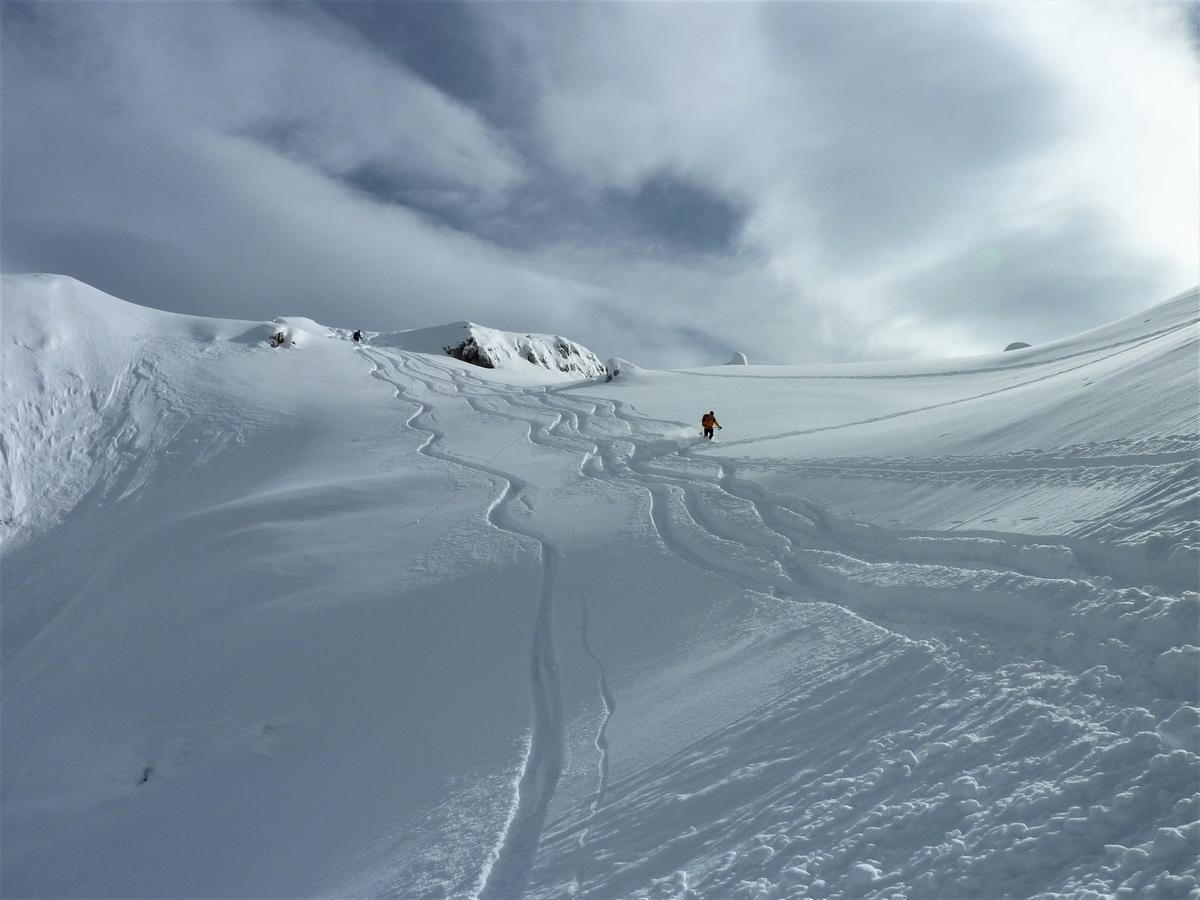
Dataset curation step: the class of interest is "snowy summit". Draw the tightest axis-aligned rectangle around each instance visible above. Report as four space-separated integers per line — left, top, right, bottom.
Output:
2 273 1198 899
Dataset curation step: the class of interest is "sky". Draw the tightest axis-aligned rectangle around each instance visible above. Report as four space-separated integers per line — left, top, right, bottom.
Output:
2 1 1197 366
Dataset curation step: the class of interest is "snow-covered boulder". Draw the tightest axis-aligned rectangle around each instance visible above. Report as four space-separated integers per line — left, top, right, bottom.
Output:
261 316 334 348
604 357 645 381
727 351 749 365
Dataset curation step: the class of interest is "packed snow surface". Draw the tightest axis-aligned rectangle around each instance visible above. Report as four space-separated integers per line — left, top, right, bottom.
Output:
2 274 1198 899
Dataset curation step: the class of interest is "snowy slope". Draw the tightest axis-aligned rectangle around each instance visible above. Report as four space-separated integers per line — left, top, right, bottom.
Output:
2 274 1197 899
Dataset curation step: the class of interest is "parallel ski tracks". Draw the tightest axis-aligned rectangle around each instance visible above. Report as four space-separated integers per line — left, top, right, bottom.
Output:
498 377 1187 694
478 543 565 900
359 346 1190 897
359 349 565 900
571 592 615 896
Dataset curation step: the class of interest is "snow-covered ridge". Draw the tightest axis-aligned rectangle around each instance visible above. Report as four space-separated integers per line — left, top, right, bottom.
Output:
371 321 606 379
0 275 600 548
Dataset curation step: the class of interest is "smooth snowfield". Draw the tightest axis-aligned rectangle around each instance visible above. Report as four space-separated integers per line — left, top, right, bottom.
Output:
2 274 1197 899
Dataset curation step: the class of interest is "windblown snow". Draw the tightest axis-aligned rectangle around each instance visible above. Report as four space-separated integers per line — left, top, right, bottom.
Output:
2 273 1198 899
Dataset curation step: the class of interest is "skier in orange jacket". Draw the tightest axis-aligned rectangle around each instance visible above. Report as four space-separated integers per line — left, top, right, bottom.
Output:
701 410 722 440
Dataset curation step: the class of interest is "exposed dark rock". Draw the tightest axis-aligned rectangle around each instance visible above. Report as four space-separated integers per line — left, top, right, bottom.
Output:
444 337 495 368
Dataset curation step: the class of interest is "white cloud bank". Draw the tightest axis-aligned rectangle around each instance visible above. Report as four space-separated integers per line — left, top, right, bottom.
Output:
483 1 1198 356
2 1 1195 365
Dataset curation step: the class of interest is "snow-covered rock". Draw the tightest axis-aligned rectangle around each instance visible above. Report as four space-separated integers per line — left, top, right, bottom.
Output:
373 321 605 379
604 356 644 381
727 351 749 365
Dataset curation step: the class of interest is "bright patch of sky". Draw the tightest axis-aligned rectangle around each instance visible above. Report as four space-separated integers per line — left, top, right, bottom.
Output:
2 1 1196 365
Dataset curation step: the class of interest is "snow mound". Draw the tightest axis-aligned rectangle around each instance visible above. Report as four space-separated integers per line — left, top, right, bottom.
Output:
373 321 605 379
727 351 749 365
604 357 647 381
1004 341 1033 351
0 274 266 544
266 316 335 348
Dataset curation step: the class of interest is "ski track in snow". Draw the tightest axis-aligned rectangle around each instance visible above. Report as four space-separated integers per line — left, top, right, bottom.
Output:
526 386 1193 681
571 592 615 896
359 349 566 900
699 319 1198 449
356 325 1196 897
7 278 1195 900
395 343 1195 699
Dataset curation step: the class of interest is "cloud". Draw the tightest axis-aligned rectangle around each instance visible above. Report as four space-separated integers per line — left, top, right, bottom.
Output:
503 2 1062 254
8 2 524 207
472 1 1198 355
885 208 1168 352
0 40 601 335
2 1 1196 368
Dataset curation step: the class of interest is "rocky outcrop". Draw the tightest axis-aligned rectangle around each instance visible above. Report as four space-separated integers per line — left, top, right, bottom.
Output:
443 324 606 378
444 336 496 368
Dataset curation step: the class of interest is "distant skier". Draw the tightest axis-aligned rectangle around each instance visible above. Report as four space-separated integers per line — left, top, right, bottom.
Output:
352 329 363 344
701 410 722 440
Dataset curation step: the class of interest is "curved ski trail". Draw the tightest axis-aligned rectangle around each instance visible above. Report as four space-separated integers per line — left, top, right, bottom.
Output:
509 380 1191 701
360 341 1194 896
358 348 566 900
570 592 615 896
